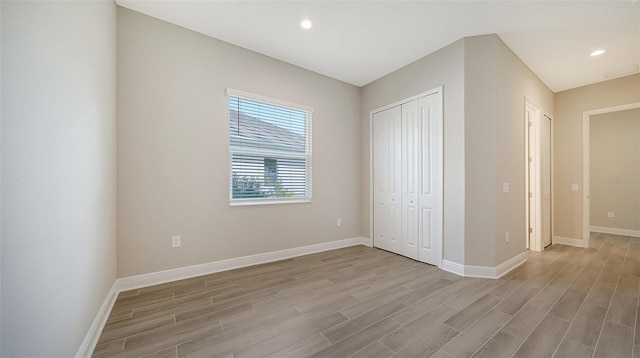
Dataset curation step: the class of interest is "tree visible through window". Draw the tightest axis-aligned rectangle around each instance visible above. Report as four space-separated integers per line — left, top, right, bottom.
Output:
264 158 277 182
228 90 312 204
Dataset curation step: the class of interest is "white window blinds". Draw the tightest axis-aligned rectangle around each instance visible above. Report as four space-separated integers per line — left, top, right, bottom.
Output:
228 89 312 205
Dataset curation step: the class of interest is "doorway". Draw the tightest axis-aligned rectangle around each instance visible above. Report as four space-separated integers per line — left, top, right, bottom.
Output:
582 102 640 247
525 100 552 251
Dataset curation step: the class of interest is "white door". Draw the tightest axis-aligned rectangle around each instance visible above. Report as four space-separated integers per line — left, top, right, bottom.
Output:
373 106 402 255
527 109 537 250
401 100 420 260
417 94 443 266
542 115 552 247
372 88 443 267
526 101 551 252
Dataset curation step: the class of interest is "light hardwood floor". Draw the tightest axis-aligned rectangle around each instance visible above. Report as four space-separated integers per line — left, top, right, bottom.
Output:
94 233 640 358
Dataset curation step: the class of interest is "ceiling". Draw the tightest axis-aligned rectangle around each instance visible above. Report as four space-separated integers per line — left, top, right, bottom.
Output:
117 0 640 92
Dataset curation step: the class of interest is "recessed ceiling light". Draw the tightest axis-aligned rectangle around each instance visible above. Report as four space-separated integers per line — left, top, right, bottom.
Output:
300 18 313 30
590 49 606 57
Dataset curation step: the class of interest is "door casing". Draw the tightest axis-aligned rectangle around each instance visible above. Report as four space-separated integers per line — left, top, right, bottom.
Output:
525 98 552 252
582 102 640 248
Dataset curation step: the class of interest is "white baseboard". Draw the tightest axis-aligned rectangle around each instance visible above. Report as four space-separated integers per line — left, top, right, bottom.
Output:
495 252 527 278
553 236 586 248
464 264 497 279
76 236 370 357
116 236 371 292
590 226 640 238
441 259 465 276
74 283 119 358
441 252 526 279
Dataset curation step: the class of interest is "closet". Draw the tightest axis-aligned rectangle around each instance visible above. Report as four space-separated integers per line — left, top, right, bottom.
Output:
372 88 443 266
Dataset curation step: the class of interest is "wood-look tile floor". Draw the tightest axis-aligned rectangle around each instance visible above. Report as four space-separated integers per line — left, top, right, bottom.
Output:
94 233 640 358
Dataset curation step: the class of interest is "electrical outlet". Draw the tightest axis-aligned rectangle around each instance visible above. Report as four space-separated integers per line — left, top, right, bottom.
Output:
608 212 614 218
171 235 181 248
506 232 510 243
336 218 342 227
503 183 510 193
571 184 579 192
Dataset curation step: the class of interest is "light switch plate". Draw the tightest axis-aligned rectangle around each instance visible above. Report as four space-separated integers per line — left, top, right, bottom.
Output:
571 184 579 192
171 235 181 248
503 183 509 193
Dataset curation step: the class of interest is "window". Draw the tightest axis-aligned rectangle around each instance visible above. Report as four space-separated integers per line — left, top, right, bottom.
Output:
227 89 313 205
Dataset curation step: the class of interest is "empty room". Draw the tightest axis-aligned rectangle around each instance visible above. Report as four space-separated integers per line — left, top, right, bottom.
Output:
2 1 640 357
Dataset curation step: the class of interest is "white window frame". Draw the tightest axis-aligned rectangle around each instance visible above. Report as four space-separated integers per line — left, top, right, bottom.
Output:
227 88 313 206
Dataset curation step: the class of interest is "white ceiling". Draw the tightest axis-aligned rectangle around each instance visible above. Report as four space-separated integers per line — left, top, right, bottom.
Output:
117 0 640 92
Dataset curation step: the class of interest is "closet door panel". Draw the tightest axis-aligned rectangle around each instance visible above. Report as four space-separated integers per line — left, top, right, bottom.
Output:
373 113 387 251
402 100 419 260
418 94 443 265
421 208 432 249
373 106 402 255
387 109 402 254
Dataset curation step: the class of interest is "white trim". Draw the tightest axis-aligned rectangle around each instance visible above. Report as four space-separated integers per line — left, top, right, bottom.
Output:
590 226 640 238
553 236 586 248
495 252 528 278
225 88 314 113
463 264 497 278
76 236 371 356
74 284 119 358
583 111 590 248
583 102 640 249
370 87 442 116
229 198 311 207
361 236 373 248
525 98 544 252
548 112 555 252
584 102 640 117
369 102 374 252
441 252 526 279
441 259 465 276
116 237 371 292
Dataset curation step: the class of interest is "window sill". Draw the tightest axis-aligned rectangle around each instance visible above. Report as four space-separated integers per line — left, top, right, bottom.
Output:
229 198 312 207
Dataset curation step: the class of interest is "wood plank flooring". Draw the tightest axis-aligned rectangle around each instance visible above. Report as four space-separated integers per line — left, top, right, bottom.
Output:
94 233 640 358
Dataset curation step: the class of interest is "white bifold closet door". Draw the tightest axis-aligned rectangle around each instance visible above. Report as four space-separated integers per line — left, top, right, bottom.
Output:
373 90 443 267
373 105 402 254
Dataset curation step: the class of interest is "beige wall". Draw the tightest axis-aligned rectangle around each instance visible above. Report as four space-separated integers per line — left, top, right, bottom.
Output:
360 39 466 264
554 74 640 241
464 35 554 266
360 34 553 268
463 36 497 267
590 109 640 231
1 1 117 356
117 8 361 277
